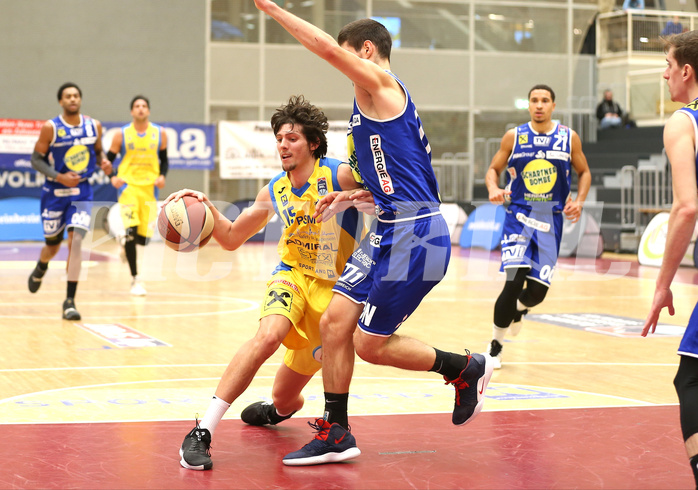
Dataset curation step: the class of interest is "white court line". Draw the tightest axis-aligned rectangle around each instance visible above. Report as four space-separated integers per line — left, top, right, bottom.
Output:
0 360 679 373
0 377 666 425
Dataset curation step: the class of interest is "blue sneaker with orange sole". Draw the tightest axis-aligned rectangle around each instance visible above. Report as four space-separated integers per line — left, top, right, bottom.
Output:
283 418 361 466
444 351 494 426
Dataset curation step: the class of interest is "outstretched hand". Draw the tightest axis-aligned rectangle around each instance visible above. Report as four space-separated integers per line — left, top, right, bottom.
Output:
642 287 674 336
313 189 375 222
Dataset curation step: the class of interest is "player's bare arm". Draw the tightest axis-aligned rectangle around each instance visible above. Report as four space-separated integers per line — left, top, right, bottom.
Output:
253 0 402 120
32 121 79 188
643 113 698 336
108 131 125 188
485 129 515 204
94 120 112 176
563 131 591 224
165 187 273 252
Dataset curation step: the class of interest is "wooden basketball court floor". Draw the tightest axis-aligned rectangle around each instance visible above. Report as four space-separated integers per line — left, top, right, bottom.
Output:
1 231 697 489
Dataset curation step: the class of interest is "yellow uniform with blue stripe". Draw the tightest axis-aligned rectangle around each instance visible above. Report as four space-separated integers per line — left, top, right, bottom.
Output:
262 157 362 375
115 122 163 237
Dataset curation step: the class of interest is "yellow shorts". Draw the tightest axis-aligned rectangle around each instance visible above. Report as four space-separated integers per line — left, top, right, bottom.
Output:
260 267 334 376
118 184 157 238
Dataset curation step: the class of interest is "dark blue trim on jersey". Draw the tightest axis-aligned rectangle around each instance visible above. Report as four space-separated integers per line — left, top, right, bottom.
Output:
272 262 293 275
268 172 284 221
291 181 310 197
318 157 342 191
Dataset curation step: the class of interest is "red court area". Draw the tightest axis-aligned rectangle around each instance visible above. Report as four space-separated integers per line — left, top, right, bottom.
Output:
4 406 693 489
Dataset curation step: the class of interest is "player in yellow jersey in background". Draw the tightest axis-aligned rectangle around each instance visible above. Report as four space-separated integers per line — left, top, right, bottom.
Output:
107 95 168 295
167 95 374 471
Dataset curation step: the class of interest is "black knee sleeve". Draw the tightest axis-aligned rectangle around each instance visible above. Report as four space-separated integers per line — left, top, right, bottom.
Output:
520 280 549 308
45 234 63 246
135 234 148 246
494 268 528 328
674 355 698 442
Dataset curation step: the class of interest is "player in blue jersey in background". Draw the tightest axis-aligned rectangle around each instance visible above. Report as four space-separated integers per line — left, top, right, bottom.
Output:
643 31 698 489
28 82 111 320
254 0 494 466
485 84 591 369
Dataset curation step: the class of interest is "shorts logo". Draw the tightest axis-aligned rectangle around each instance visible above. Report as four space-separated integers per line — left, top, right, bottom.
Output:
359 302 377 326
502 244 527 261
43 219 60 234
265 288 293 312
368 232 382 248
370 135 394 195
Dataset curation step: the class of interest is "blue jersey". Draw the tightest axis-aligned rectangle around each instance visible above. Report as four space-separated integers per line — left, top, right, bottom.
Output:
506 122 572 214
346 72 440 218
48 115 99 179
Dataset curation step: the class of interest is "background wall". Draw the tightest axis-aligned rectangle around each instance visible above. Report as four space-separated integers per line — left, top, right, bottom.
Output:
0 0 208 195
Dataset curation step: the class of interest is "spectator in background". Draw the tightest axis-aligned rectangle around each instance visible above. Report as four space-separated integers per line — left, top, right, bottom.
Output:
596 89 624 130
622 0 645 9
661 16 684 36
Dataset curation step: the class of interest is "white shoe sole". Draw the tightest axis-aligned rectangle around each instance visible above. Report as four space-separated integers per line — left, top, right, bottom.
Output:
178 448 212 470
282 447 361 466
458 354 494 427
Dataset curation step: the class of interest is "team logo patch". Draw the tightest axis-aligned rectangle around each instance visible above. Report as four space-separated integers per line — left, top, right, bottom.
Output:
521 159 557 194
518 134 528 145
317 177 328 197
352 114 361 127
265 287 293 312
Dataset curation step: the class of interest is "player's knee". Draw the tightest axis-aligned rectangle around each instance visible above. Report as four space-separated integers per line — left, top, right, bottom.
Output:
674 357 698 440
523 281 548 307
252 328 284 356
319 310 353 345
353 330 385 364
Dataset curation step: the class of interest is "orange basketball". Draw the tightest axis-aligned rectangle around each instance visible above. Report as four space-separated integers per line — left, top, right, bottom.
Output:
157 195 214 252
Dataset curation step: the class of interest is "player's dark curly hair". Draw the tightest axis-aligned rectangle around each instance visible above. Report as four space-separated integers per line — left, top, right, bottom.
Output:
57 82 82 101
338 19 392 62
271 95 329 159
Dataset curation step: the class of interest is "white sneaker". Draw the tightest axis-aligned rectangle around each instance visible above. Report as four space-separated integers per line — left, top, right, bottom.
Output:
487 340 503 370
510 309 528 337
130 278 147 296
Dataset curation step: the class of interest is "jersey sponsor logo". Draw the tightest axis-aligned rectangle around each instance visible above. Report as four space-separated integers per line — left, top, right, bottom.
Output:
54 188 81 197
512 152 534 159
265 287 293 312
317 177 328 196
64 144 90 173
515 212 551 232
546 150 570 161
518 134 528 145
352 114 361 127
533 136 551 146
369 134 394 195
368 232 382 248
502 244 527 261
521 159 557 194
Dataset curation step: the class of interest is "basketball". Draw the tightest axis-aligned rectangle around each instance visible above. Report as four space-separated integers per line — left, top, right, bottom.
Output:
157 195 215 252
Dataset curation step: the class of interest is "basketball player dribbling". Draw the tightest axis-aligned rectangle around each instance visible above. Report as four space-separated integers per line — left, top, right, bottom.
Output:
254 0 494 466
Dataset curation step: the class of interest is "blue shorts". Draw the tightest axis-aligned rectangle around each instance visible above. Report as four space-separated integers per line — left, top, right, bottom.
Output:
332 211 451 336
40 181 93 239
499 206 563 286
679 302 698 358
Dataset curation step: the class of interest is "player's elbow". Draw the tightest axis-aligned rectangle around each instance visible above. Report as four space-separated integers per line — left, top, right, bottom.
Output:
676 202 698 221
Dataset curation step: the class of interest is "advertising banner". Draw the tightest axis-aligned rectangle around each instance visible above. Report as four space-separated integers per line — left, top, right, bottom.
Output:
218 120 349 180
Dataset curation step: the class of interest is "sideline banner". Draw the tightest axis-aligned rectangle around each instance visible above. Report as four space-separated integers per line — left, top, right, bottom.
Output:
218 120 349 179
102 122 214 171
0 119 43 170
638 212 697 267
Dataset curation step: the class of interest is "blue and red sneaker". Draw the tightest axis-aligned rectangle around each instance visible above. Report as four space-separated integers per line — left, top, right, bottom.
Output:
283 418 361 466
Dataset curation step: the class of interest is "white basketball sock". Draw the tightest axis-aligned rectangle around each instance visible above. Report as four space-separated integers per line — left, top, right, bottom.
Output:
492 324 507 343
199 395 231 437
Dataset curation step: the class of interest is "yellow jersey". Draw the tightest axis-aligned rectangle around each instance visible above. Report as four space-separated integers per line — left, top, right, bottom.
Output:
116 122 162 186
269 157 362 281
